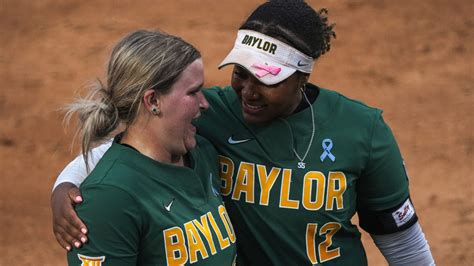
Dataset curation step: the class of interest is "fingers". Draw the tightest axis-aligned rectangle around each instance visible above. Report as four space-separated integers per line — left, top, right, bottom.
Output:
63 197 88 235
51 182 88 250
54 223 85 250
52 213 88 249
63 183 88 234
54 231 72 251
65 208 88 241
68 186 83 204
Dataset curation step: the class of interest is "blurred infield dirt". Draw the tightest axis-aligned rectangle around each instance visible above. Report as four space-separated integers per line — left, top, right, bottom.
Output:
1 0 473 265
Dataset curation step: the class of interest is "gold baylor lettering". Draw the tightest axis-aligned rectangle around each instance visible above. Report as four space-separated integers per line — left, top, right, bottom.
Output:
222 159 348 211
163 227 188 266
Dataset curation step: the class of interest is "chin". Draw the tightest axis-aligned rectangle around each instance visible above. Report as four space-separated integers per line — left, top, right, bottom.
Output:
184 138 197 152
243 113 269 124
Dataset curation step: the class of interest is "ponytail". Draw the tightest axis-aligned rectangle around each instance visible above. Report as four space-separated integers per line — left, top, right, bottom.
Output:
64 29 201 172
64 79 119 171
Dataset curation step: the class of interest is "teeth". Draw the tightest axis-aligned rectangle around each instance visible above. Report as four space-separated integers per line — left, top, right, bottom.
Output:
192 113 201 120
245 102 264 110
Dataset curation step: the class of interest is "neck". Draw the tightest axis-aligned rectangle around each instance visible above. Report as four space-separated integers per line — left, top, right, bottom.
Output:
121 125 185 167
284 89 304 117
292 85 319 114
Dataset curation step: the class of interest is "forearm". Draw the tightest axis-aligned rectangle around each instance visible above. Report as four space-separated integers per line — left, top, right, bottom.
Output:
53 140 112 190
371 222 435 266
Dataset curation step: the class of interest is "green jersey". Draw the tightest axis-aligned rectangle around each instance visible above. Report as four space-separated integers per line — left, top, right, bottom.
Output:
67 136 237 266
196 85 411 265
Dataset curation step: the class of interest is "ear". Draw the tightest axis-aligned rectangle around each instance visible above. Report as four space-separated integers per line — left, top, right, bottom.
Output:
305 74 309 83
143 89 160 112
297 73 310 88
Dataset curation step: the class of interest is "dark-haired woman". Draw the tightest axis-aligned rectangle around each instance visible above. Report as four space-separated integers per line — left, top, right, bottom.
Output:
52 1 434 265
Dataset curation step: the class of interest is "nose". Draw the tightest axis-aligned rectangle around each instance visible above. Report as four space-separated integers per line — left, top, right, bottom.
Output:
198 91 209 111
241 80 260 100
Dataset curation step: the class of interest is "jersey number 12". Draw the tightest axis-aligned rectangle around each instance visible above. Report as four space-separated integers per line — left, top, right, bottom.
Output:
306 222 341 264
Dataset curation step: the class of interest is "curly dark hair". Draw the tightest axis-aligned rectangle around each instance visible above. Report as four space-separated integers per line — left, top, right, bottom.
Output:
239 0 336 59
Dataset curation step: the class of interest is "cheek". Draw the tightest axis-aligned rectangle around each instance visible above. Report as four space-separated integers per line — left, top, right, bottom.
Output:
188 98 201 114
231 79 243 94
263 91 284 106
230 75 239 87
175 98 199 117
264 90 296 115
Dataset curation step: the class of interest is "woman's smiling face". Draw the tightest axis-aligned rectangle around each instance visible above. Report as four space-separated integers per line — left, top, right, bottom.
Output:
231 65 306 124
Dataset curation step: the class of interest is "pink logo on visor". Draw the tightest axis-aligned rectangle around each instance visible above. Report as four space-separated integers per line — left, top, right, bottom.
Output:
251 63 281 78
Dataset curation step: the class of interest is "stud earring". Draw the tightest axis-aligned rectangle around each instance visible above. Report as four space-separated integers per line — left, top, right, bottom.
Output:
151 106 160 115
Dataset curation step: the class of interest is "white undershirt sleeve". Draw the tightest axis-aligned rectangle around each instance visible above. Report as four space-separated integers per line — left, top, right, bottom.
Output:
371 222 435 266
52 140 113 191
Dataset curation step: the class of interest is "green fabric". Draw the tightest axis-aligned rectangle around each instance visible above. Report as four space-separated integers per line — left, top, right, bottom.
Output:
195 85 410 265
67 136 237 265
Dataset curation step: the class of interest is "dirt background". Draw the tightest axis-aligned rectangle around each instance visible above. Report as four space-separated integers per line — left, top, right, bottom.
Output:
1 0 472 265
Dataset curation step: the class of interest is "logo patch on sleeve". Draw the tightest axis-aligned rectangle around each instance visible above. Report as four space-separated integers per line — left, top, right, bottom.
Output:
78 254 105 266
392 199 415 227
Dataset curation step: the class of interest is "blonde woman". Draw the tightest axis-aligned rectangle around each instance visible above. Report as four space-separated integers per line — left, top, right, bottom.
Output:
61 30 236 265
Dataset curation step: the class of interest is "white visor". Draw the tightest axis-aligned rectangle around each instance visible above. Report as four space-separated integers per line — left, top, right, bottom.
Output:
219 30 314 85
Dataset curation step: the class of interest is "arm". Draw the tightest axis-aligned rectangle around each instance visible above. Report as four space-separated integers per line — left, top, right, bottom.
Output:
371 222 435 266
357 113 434 264
51 140 112 251
53 140 112 190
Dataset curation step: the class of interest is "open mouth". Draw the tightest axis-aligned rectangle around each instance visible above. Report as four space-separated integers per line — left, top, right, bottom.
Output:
191 111 203 123
189 113 201 132
242 101 266 114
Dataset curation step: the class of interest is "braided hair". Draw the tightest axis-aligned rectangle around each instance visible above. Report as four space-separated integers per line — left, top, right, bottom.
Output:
240 0 336 59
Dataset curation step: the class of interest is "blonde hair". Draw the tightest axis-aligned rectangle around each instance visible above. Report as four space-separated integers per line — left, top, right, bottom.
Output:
65 30 201 170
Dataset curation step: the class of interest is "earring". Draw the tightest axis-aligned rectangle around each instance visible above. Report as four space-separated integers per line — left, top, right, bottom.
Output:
151 106 160 115
300 84 307 93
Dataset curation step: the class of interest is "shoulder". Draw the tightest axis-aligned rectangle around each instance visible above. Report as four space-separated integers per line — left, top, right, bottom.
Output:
202 86 238 110
79 183 138 208
81 143 150 192
196 135 216 150
71 184 142 265
203 85 234 98
317 86 383 128
76 182 142 229
194 135 219 162
197 86 243 134
321 87 381 114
